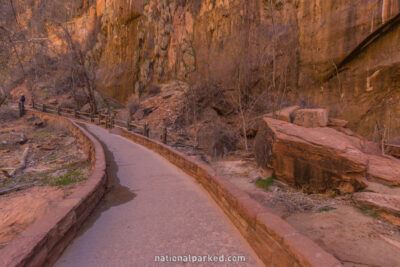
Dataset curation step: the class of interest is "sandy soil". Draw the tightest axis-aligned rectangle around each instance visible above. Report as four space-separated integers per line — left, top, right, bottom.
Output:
0 186 76 248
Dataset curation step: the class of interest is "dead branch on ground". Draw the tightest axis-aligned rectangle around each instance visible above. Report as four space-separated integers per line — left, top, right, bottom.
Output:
9 145 29 177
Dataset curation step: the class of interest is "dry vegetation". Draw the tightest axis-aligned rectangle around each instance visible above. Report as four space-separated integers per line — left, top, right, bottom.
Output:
0 106 90 248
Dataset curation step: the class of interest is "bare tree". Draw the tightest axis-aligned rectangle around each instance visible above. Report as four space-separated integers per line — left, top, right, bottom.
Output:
270 0 277 90
0 26 35 105
58 24 97 113
0 83 6 107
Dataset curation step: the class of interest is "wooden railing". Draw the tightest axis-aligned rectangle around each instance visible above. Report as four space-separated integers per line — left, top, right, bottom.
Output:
26 102 171 144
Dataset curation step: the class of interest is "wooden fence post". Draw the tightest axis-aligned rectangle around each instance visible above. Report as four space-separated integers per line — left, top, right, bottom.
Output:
110 115 115 128
162 127 167 144
144 123 149 137
90 112 95 122
18 102 23 117
74 109 79 118
127 118 132 131
57 106 61 115
42 104 46 112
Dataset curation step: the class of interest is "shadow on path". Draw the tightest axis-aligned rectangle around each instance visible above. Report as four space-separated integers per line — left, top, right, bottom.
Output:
75 124 136 238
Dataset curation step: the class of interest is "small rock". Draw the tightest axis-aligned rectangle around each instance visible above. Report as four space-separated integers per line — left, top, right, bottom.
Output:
40 145 56 151
34 121 44 128
293 108 328 128
80 103 91 113
48 98 58 105
1 150 10 153
17 133 27 144
328 118 349 128
277 105 300 122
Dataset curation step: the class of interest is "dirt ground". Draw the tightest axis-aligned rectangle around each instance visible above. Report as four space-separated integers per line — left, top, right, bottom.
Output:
0 106 90 248
212 154 400 267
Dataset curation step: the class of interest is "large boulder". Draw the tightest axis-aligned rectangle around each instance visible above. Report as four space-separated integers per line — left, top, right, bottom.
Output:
254 118 369 193
293 108 328 128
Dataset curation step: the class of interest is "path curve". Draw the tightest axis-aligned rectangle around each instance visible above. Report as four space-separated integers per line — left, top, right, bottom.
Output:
56 124 263 266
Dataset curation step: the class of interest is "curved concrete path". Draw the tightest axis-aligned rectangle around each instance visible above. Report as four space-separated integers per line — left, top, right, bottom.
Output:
56 124 263 266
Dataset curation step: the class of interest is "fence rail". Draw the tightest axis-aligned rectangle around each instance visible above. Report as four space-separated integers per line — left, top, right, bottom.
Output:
25 102 170 144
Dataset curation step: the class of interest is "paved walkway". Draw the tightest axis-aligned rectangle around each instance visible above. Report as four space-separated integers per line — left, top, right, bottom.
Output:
56 124 262 266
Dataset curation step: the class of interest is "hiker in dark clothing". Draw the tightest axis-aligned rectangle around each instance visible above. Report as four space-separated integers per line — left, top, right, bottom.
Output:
19 95 26 117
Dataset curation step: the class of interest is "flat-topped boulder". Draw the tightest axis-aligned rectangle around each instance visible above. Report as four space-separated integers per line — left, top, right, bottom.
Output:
293 108 328 128
254 118 369 193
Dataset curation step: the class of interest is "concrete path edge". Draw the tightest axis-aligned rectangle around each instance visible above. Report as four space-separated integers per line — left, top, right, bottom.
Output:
0 110 107 267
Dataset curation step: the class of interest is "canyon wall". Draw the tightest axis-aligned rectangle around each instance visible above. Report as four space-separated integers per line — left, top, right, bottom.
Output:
91 0 400 140
2 0 400 140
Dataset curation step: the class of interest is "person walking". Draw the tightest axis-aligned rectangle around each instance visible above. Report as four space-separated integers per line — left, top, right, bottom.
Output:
19 95 25 117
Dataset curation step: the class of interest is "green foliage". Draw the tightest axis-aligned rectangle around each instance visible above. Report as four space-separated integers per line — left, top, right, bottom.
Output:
318 206 337 213
255 176 275 191
360 207 379 218
47 155 57 162
47 170 86 186
41 88 50 95
36 131 51 138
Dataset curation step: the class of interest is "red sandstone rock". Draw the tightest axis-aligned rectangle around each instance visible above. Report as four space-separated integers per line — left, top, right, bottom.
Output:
276 106 300 122
354 192 400 216
293 108 328 128
367 155 400 186
328 118 349 128
353 192 400 226
254 118 368 193
385 144 400 158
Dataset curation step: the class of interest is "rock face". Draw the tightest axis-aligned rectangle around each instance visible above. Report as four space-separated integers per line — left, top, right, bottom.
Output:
254 117 369 193
90 0 400 139
2 0 400 139
293 109 329 128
